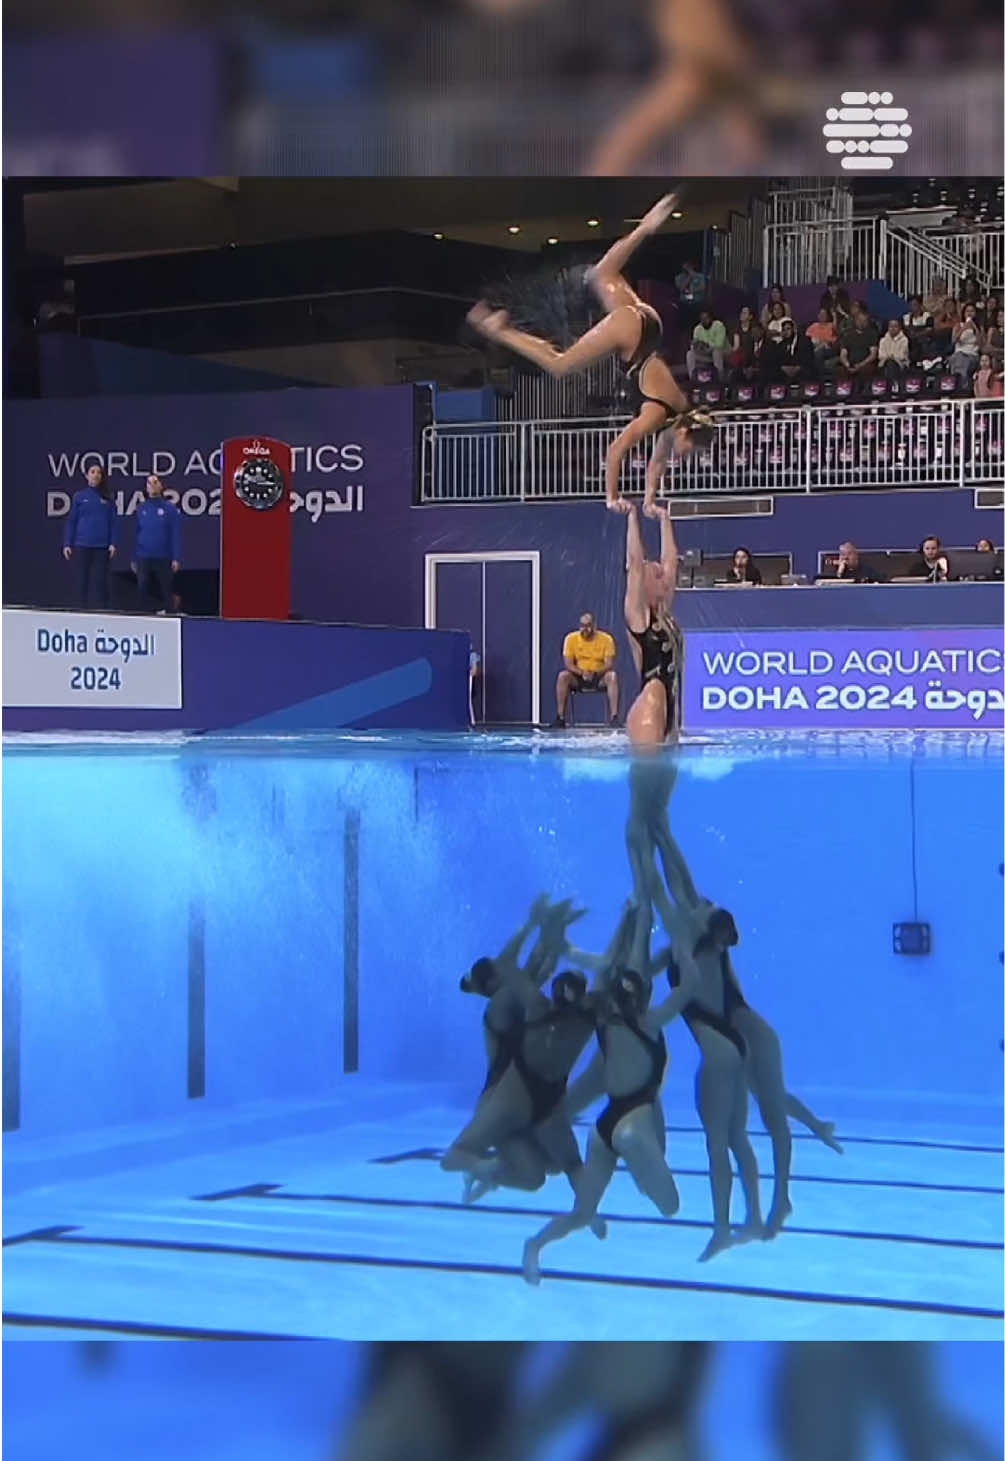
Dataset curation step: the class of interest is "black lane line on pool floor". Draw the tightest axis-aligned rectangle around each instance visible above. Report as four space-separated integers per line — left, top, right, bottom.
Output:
1 1312 296 1340
3 1228 1002 1322
568 1124 1005 1156
189 1184 1004 1253
365 1149 1004 1196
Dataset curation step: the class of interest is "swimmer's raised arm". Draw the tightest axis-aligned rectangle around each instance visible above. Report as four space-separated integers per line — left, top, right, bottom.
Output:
494 893 550 969
648 944 701 1027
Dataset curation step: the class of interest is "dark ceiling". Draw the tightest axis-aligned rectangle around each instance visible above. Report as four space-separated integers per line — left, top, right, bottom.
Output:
18 177 764 263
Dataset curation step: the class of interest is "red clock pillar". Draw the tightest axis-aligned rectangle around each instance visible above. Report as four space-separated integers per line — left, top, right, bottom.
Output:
220 437 293 620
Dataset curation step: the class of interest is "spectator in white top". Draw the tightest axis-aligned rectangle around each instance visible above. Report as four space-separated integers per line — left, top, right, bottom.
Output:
949 303 984 384
877 319 911 379
764 300 790 341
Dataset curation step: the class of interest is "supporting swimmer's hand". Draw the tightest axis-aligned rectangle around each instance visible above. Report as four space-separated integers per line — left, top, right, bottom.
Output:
644 501 668 521
606 495 632 514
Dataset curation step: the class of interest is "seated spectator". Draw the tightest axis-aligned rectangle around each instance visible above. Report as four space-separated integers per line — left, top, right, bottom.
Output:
838 304 879 387
902 296 935 362
806 306 839 369
725 547 762 585
732 321 766 386
949 303 984 384
908 535 950 582
686 310 727 380
974 353 1004 398
959 272 983 309
827 541 881 583
674 259 707 328
554 612 618 728
820 278 853 331
931 294 960 356
764 300 790 341
729 305 757 370
976 538 996 553
877 318 911 379
760 284 791 330
922 276 950 321
772 317 815 383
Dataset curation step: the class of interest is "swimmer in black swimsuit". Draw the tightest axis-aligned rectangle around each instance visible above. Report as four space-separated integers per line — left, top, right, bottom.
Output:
457 970 606 1221
615 498 683 747
709 911 843 1239
467 195 716 508
656 899 762 1261
521 897 697 1285
442 896 585 1184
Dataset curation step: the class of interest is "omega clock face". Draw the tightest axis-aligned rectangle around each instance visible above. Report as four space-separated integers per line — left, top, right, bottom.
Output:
234 457 284 510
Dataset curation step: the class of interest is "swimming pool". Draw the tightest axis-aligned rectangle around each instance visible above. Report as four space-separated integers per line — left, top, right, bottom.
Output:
3 728 1003 1340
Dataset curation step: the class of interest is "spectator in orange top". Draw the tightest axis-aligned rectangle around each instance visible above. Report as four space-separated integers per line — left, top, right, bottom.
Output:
806 306 838 371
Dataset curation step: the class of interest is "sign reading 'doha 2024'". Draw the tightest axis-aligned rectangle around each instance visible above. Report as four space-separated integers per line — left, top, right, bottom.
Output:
2 609 182 709
683 628 1005 731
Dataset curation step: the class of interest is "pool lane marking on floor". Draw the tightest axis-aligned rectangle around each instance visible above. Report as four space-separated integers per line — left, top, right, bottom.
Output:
365 1149 1004 1196
568 1124 1005 1156
187 1183 1004 1253
1 1312 295 1340
4 1228 1002 1321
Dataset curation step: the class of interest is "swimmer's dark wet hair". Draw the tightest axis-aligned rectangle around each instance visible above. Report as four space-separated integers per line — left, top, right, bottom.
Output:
479 262 604 349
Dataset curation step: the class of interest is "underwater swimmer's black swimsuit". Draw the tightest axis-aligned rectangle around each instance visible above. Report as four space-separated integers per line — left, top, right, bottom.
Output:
594 1015 668 1150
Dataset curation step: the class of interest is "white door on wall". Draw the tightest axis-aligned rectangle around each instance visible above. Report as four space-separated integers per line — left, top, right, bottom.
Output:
424 552 540 725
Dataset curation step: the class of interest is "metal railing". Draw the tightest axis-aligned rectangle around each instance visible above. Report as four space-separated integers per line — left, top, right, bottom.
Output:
714 197 767 290
917 227 1003 293
421 399 1003 502
764 215 1003 298
763 218 880 289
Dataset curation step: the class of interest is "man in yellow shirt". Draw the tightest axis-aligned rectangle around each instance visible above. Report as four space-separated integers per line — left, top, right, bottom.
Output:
554 613 619 727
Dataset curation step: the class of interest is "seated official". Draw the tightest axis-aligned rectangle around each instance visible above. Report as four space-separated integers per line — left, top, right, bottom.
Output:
908 535 951 582
823 541 884 583
555 613 619 728
725 546 762 585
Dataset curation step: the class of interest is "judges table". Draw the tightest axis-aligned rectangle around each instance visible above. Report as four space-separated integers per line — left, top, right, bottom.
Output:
674 583 1004 732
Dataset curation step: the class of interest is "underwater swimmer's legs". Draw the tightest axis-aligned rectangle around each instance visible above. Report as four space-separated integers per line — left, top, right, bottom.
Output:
522 1127 618 1284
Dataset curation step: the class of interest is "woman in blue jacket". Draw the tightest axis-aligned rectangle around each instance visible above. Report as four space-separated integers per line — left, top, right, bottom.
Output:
131 475 182 613
62 464 119 609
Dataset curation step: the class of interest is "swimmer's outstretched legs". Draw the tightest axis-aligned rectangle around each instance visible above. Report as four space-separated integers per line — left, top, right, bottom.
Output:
522 1129 617 1284
785 1092 844 1153
726 1077 764 1243
441 1074 531 1178
693 1032 749 1261
733 1007 793 1237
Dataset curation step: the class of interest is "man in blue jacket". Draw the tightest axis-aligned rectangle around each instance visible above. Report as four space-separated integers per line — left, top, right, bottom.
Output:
131 475 182 614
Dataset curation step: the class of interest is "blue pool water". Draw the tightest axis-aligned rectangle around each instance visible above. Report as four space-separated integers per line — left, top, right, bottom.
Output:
3 729 1003 1341
1 1339 1002 1461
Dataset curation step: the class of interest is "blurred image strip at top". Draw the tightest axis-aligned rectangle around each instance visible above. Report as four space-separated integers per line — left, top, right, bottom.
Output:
3 0 1002 176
